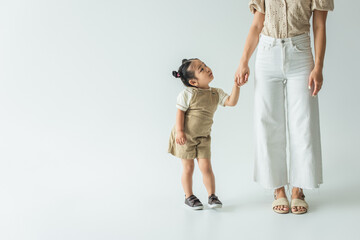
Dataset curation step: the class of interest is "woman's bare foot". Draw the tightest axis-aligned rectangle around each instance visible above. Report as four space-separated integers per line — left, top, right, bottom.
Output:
273 187 289 212
291 187 307 213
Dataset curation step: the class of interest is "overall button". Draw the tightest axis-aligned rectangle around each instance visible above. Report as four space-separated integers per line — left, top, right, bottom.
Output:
281 40 285 44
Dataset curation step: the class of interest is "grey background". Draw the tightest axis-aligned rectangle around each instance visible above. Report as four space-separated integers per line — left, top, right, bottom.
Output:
0 0 359 239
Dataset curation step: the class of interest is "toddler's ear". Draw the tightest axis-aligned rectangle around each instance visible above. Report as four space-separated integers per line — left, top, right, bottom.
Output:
189 80 197 87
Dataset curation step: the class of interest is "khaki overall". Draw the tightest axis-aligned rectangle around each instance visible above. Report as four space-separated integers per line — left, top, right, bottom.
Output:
168 87 220 159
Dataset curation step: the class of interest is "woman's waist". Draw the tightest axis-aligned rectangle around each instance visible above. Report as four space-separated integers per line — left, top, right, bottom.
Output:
259 32 311 47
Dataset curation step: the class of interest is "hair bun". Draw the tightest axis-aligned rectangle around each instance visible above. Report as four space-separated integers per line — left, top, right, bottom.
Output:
172 71 180 78
182 59 188 64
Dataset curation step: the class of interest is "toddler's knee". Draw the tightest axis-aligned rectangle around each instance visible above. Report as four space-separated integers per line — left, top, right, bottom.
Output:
183 163 194 173
200 165 213 175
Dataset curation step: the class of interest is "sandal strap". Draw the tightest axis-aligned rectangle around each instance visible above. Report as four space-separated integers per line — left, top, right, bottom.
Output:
291 199 308 209
272 197 289 208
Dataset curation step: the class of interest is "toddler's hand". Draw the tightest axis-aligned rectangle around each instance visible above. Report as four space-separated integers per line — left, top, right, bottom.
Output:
176 131 186 145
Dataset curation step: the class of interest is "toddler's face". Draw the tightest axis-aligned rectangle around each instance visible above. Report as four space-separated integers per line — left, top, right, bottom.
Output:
188 59 214 88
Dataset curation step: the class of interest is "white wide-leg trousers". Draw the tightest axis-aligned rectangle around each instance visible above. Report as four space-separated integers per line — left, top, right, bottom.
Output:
254 33 323 189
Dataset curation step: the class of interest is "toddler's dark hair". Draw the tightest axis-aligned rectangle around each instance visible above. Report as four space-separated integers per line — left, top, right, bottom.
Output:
172 58 198 87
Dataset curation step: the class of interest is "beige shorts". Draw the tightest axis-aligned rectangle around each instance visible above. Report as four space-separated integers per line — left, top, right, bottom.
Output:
168 128 211 159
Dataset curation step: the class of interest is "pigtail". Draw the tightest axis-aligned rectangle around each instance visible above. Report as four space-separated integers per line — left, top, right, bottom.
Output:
172 58 198 87
172 71 180 78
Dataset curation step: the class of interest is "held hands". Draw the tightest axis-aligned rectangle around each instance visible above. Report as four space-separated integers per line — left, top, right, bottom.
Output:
308 67 323 97
176 131 186 145
235 61 250 87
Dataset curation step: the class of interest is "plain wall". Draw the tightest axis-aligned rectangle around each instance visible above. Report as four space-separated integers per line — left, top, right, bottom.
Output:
0 0 359 239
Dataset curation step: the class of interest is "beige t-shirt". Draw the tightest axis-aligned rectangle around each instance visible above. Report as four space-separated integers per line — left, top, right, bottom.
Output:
249 0 334 39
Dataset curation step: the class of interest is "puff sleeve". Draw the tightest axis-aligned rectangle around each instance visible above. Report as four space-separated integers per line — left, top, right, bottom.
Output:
249 0 265 14
176 88 193 112
215 88 229 107
311 0 334 11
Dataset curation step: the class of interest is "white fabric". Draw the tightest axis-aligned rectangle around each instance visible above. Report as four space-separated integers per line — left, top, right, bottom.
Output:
253 33 323 190
216 88 229 107
176 87 193 111
176 87 229 111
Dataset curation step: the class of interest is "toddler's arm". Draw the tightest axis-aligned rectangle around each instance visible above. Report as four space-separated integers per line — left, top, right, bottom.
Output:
224 83 241 107
175 109 186 145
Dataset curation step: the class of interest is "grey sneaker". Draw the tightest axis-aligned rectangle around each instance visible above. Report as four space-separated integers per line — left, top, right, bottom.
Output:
185 195 203 210
208 194 222 208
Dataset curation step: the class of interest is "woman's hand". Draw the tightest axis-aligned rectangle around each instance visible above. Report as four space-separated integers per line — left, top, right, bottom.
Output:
176 131 186 145
235 61 250 87
308 67 323 96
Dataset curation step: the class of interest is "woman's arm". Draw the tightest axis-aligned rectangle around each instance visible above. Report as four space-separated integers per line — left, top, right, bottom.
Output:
235 11 265 86
309 10 328 96
225 83 241 107
175 109 186 145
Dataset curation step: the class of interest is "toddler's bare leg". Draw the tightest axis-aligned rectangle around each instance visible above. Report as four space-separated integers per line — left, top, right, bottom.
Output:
197 158 215 196
181 159 194 198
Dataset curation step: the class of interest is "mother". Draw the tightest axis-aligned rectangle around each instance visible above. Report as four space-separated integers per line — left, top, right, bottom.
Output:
235 0 334 214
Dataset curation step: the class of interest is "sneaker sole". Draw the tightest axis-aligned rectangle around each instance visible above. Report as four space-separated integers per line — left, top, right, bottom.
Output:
185 204 204 210
208 204 222 209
